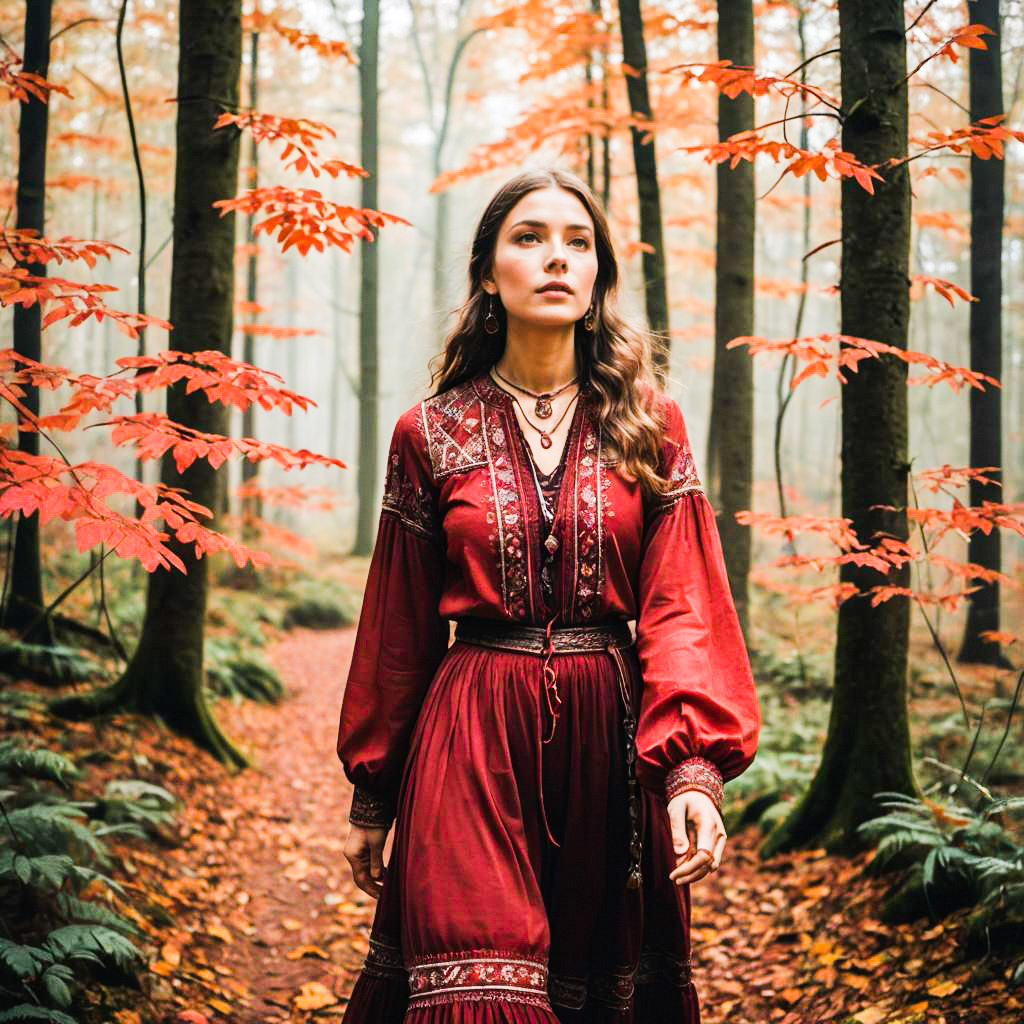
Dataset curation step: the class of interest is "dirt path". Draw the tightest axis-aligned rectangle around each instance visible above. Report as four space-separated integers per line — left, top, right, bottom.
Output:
135 626 1019 1024
143 626 371 1023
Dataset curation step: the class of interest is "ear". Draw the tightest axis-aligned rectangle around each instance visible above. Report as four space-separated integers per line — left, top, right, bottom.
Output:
480 278 497 296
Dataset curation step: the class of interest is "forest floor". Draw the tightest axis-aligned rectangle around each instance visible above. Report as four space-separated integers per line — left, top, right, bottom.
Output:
12 600 1023 1023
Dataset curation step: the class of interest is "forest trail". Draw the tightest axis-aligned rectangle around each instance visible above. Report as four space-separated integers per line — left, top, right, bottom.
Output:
145 625 1018 1024
148 626 372 1023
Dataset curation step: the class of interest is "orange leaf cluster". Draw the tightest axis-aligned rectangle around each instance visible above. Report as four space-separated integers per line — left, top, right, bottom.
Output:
911 276 976 306
0 53 72 105
234 483 339 510
915 465 1001 495
107 414 346 474
0 449 267 572
666 60 839 109
0 229 129 268
214 187 410 255
1 349 318 428
906 115 1024 163
728 333 1000 392
213 112 367 180
682 135 883 194
248 10 354 62
0 266 172 339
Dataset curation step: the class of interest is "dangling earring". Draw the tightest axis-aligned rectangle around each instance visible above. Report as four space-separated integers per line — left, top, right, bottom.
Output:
583 302 596 332
484 294 500 335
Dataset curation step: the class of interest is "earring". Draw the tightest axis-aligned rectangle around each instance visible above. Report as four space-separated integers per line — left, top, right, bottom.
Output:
484 294 500 335
583 302 596 332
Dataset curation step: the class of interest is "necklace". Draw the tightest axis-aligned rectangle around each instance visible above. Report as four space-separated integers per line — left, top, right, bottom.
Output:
508 387 579 451
493 366 578 419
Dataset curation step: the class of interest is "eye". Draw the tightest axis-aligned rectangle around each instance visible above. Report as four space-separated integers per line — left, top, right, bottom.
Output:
516 231 539 244
569 237 590 249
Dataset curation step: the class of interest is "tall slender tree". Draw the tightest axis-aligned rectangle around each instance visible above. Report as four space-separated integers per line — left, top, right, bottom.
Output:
54 0 246 766
959 0 1007 666
618 0 670 375
766 0 916 854
706 0 755 637
240 27 262 535
3 0 53 641
353 0 380 556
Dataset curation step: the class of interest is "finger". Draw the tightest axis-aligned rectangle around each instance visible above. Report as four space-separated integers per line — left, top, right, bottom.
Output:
369 843 386 883
672 858 712 886
669 847 712 882
710 831 728 871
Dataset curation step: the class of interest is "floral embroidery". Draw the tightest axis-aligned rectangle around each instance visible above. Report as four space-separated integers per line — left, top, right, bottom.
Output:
657 436 703 509
420 382 488 480
381 448 437 541
548 952 691 1011
349 786 395 828
481 404 531 620
589 966 635 1010
569 418 608 621
362 932 405 980
635 947 694 989
665 757 724 810
406 950 551 1009
548 972 587 1010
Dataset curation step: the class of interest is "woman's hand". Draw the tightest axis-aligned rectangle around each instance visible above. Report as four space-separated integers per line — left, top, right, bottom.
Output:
667 790 727 886
344 823 390 899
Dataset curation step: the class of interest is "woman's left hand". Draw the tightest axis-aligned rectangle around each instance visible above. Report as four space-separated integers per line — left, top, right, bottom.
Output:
667 790 727 886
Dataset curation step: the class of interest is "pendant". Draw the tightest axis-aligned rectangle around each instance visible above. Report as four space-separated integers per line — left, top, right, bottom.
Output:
544 533 560 555
535 397 553 419
539 432 553 449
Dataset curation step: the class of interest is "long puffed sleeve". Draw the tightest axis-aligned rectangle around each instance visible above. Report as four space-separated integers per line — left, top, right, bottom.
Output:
337 408 450 829
633 396 761 808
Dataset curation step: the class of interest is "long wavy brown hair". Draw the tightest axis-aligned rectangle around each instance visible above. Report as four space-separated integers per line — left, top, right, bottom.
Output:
429 168 673 499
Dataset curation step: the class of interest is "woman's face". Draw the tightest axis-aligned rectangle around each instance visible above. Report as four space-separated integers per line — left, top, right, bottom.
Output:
482 186 599 332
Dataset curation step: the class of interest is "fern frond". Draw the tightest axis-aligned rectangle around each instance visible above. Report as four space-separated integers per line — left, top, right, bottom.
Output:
0 742 78 787
42 926 143 971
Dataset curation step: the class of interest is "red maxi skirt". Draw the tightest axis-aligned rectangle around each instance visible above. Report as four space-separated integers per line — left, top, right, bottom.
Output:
343 634 701 1023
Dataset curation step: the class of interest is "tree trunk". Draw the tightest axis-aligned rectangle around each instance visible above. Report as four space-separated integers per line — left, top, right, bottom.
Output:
53 0 246 768
353 0 380 556
959 0 1007 666
241 29 262 536
618 0 670 375
3 0 52 642
706 0 754 638
764 0 915 855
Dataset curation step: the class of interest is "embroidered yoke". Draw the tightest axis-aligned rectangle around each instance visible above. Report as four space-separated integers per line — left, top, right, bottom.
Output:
337 373 761 1022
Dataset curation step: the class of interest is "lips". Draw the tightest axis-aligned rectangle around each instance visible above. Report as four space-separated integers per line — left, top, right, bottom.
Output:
538 283 572 294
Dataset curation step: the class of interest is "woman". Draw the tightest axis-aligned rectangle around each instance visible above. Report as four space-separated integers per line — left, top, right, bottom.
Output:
337 168 760 1023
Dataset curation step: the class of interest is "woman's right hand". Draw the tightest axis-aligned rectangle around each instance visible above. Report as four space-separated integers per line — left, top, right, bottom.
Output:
344 823 390 899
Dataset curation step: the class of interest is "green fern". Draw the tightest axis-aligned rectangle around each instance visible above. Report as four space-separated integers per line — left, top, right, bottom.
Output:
0 938 53 980
3 805 107 863
41 927 142 972
0 743 78 788
0 851 76 891
53 895 138 937
0 1006 78 1023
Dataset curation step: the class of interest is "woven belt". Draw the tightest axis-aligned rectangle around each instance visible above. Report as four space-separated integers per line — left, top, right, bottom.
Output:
453 616 644 890
454 616 632 654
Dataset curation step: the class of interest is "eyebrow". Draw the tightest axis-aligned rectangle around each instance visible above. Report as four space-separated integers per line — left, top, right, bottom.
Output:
508 219 593 233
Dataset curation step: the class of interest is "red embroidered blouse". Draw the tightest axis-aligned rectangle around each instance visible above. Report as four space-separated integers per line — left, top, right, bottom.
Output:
337 374 760 826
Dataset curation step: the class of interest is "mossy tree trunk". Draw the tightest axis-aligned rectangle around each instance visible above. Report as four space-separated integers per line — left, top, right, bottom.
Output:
764 0 916 856
53 0 246 768
353 0 380 557
959 0 1007 666
618 0 670 376
3 0 52 643
706 0 754 638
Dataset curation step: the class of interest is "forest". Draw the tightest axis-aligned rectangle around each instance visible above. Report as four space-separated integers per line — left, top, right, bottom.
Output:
0 0 1022 1022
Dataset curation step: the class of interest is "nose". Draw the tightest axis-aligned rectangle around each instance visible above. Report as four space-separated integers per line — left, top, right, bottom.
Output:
545 248 568 273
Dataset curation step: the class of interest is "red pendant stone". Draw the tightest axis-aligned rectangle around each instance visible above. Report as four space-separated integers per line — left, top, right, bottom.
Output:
539 433 553 449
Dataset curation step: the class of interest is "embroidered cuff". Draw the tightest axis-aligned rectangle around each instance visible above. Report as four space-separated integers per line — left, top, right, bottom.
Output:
664 757 724 811
349 786 395 829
